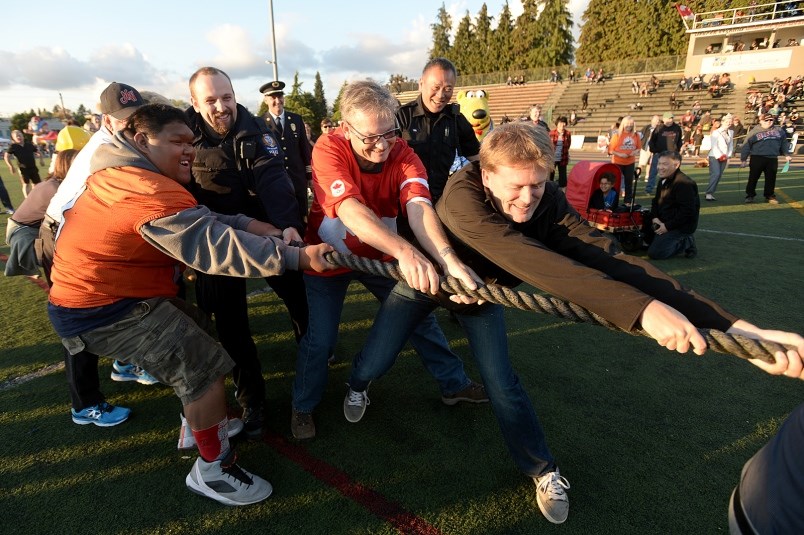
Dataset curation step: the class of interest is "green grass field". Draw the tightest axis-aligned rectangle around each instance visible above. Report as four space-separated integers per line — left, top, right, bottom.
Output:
1 161 802 534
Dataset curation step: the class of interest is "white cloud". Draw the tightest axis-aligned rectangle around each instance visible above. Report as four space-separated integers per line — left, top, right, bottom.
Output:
11 47 93 90
90 44 166 87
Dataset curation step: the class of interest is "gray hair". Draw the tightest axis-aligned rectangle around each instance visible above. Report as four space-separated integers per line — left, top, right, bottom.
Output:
340 80 398 125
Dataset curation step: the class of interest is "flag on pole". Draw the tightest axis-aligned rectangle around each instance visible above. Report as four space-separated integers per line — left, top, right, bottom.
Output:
675 4 694 20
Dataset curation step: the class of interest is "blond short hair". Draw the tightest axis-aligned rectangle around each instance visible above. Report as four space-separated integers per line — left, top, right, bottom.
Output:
479 122 553 174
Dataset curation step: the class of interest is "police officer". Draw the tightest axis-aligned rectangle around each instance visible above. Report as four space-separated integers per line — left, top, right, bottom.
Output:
187 66 309 437
396 58 479 203
260 80 313 225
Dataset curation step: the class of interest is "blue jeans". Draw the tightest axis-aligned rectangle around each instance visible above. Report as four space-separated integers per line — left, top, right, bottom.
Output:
350 282 555 477
647 229 695 259
292 273 470 413
706 157 728 195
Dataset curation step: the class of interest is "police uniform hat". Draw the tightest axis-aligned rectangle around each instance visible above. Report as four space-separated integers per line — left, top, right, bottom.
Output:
260 80 285 96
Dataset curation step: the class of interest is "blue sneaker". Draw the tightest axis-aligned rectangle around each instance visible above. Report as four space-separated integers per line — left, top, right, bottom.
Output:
71 402 131 427
111 361 159 385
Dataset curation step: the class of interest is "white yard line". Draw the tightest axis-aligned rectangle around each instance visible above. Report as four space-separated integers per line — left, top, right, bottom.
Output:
0 362 65 392
697 229 804 243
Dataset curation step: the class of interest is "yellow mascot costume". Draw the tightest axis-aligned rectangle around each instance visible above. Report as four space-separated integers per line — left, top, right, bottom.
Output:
456 89 493 141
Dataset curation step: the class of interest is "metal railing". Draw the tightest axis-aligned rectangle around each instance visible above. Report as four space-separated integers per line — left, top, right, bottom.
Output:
691 2 803 30
391 55 686 93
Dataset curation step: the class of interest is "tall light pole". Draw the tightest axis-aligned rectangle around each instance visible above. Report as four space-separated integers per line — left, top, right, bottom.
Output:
268 0 278 81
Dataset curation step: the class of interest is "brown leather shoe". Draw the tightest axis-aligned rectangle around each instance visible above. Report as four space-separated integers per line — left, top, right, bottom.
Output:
441 381 489 406
291 409 315 440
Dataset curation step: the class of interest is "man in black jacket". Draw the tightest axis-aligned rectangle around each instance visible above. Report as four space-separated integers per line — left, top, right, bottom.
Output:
643 150 699 259
187 66 308 438
396 57 479 203
646 112 683 194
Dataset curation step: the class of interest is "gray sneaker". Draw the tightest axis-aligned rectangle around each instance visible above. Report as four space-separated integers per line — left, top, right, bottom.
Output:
534 469 570 524
185 450 272 506
343 386 370 423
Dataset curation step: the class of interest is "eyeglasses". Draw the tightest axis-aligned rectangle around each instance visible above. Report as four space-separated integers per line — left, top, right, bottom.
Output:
322 124 334 129
347 122 400 145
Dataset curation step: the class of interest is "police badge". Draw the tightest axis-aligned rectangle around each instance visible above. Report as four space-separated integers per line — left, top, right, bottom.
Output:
262 133 279 155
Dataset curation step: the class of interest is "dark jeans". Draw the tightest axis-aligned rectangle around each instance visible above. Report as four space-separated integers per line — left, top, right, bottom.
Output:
349 282 555 477
746 155 778 199
293 273 470 413
644 226 696 259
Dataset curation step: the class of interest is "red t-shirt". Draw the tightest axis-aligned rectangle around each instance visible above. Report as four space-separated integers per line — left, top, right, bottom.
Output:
305 131 430 276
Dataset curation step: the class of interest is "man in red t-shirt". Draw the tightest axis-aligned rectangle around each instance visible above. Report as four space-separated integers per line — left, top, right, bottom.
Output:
291 80 487 440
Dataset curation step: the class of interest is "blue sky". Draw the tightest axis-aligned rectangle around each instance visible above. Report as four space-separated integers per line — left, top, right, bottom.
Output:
1 0 588 116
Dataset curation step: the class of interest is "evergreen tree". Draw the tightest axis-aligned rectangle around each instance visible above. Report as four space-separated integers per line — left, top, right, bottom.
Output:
284 72 316 125
536 0 574 67
638 1 689 58
470 4 494 73
331 81 348 123
491 1 515 73
313 72 328 128
451 11 475 74
576 0 625 64
429 3 453 60
512 0 543 69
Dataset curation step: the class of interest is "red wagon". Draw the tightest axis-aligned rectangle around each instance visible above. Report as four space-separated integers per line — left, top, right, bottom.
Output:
566 161 647 251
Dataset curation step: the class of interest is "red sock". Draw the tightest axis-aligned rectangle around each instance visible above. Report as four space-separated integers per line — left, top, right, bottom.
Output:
192 417 230 462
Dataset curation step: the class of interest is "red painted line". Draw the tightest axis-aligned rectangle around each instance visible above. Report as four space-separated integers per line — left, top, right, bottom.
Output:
263 429 443 535
0 253 49 293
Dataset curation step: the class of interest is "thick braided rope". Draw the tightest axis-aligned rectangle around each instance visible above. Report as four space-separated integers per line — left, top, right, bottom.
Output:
325 251 781 364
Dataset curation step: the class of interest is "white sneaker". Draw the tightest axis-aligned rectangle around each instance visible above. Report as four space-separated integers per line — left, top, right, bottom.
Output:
534 469 570 524
185 450 272 506
343 386 370 423
177 414 244 451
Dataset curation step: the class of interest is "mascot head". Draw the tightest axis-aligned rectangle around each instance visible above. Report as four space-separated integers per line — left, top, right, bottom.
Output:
456 89 493 142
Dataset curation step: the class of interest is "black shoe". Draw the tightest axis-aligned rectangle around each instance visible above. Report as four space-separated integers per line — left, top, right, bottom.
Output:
242 405 264 439
684 236 697 259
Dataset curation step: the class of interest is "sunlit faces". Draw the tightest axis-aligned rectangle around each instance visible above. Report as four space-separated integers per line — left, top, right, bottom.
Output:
133 121 196 185
264 93 284 117
481 164 548 223
191 73 238 136
11 130 23 143
344 112 397 167
657 156 681 179
419 66 455 114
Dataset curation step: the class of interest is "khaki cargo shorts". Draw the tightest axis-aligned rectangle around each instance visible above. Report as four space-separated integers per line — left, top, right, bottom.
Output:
61 297 234 405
